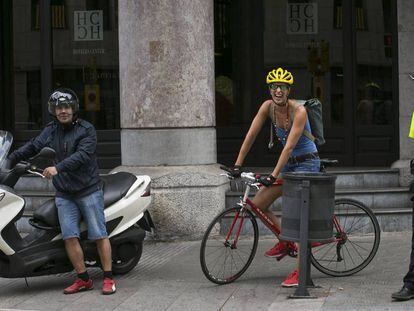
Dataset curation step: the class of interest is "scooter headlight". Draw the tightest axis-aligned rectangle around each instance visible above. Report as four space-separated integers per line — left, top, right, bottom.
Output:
0 192 5 202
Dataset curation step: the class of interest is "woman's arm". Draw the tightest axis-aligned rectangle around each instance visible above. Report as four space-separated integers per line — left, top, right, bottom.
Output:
271 105 307 178
235 101 271 166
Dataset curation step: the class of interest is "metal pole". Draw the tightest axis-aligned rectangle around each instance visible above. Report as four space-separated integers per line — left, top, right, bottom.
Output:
289 180 317 299
40 0 52 125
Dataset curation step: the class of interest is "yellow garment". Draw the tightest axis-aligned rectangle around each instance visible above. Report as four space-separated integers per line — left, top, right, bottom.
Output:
410 112 414 138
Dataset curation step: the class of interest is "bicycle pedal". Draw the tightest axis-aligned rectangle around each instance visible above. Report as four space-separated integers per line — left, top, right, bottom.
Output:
275 254 287 261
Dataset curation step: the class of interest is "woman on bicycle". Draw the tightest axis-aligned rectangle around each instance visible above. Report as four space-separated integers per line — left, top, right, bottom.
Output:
230 67 320 287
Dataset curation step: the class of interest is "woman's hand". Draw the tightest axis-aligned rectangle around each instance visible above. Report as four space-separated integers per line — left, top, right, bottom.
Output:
258 174 276 187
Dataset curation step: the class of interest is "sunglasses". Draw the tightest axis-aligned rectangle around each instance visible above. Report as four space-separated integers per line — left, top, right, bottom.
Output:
269 84 290 91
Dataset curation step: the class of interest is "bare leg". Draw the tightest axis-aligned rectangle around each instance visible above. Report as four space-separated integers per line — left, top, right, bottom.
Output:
96 238 112 272
252 185 283 239
64 238 86 274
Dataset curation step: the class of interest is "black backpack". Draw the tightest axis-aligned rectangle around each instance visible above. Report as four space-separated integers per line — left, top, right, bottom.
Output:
268 98 325 149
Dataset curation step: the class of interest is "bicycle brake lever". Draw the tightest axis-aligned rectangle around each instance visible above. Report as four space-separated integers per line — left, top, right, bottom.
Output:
220 173 233 179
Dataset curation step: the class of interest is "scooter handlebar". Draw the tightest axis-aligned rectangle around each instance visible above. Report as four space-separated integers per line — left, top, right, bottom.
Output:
26 165 45 178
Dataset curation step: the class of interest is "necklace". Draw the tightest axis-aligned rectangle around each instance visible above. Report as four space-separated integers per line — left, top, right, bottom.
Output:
273 101 289 142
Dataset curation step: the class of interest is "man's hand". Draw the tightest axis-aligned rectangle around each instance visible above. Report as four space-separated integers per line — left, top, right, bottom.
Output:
43 166 58 179
258 174 276 187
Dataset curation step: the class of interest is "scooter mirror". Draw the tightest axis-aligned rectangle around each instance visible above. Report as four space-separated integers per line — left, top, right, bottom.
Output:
38 147 56 159
30 147 56 169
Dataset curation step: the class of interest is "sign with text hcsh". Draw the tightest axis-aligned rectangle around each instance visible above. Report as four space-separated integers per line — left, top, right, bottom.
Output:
287 3 318 34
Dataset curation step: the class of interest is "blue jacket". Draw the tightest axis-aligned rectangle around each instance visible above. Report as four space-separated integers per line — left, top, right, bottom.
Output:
9 119 101 198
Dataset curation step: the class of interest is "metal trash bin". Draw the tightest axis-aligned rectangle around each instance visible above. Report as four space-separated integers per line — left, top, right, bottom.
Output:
280 172 336 243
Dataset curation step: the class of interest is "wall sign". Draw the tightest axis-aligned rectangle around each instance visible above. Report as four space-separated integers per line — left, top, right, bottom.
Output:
74 10 103 41
287 3 318 34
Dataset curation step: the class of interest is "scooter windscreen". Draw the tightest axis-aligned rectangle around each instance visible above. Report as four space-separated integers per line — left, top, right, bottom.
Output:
0 131 13 170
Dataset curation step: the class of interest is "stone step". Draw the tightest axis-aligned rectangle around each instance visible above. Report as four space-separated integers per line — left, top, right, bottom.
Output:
331 169 400 188
219 206 413 237
226 186 412 211
240 167 400 188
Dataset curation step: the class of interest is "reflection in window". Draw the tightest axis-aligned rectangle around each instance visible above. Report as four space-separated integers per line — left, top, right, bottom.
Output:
356 67 392 125
32 0 66 30
333 0 367 30
330 67 344 125
333 0 342 29
355 0 366 30
86 0 113 30
14 71 43 130
214 0 233 127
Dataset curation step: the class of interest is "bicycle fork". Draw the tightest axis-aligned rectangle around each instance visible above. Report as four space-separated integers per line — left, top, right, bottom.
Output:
224 185 253 249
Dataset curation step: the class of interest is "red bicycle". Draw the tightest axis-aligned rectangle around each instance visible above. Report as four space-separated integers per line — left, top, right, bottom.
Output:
200 161 381 284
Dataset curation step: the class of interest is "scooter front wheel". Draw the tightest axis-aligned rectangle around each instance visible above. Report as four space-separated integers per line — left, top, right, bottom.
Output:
112 241 143 275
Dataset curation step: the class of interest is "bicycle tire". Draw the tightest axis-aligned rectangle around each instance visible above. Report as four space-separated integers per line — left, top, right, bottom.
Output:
200 206 259 285
311 198 381 277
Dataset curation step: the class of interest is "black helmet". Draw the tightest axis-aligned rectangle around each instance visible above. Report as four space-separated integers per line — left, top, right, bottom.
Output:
48 88 79 117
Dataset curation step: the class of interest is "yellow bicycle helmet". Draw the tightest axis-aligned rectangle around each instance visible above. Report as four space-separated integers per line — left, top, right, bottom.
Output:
266 68 294 85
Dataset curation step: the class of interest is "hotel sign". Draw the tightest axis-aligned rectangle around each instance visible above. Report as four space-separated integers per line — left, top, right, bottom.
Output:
287 3 318 34
74 10 103 41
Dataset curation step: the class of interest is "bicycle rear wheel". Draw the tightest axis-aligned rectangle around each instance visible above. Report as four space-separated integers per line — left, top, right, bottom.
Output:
311 198 380 277
200 206 259 285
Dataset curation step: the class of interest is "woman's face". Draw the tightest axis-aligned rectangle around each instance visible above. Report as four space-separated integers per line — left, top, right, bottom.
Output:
269 83 290 105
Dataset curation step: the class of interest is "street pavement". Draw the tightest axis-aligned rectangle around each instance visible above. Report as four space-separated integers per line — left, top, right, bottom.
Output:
1 232 414 311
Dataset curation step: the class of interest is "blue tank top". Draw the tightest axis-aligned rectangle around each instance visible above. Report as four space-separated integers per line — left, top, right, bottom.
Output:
275 117 317 156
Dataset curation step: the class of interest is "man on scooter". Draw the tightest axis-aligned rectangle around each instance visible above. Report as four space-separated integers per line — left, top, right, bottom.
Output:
7 88 116 295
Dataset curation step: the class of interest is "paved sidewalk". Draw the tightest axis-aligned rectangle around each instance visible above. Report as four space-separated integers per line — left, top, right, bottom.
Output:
0 232 414 311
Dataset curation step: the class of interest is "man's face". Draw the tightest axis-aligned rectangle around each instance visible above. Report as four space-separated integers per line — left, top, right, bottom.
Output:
269 83 290 105
55 105 74 124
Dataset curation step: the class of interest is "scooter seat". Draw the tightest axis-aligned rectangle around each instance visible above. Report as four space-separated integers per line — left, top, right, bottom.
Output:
31 172 137 229
102 172 137 207
32 198 59 228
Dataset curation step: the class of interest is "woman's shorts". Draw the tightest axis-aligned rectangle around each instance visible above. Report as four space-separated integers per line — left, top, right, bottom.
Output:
281 153 321 175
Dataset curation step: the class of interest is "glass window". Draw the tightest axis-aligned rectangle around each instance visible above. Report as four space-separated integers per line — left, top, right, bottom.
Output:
13 0 120 130
356 0 393 125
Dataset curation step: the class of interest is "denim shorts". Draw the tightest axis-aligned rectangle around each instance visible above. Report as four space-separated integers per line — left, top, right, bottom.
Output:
281 154 321 175
55 189 108 240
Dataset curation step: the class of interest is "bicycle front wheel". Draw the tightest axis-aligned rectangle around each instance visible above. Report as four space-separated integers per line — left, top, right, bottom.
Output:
311 198 381 277
200 206 259 285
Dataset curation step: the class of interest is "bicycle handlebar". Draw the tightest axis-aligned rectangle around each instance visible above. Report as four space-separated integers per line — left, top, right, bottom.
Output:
220 165 259 186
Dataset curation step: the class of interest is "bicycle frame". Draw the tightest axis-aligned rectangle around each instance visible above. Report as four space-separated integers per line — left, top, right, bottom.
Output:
227 181 280 248
227 177 346 248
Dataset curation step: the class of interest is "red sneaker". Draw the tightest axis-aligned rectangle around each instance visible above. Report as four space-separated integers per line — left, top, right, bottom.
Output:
281 269 299 287
102 278 116 295
265 242 297 260
264 242 287 259
63 278 93 294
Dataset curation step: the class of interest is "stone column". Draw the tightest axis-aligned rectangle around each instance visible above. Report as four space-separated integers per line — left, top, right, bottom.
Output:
391 0 414 185
117 0 228 239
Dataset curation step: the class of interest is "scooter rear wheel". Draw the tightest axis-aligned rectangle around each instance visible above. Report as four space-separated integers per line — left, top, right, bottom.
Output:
112 241 143 275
